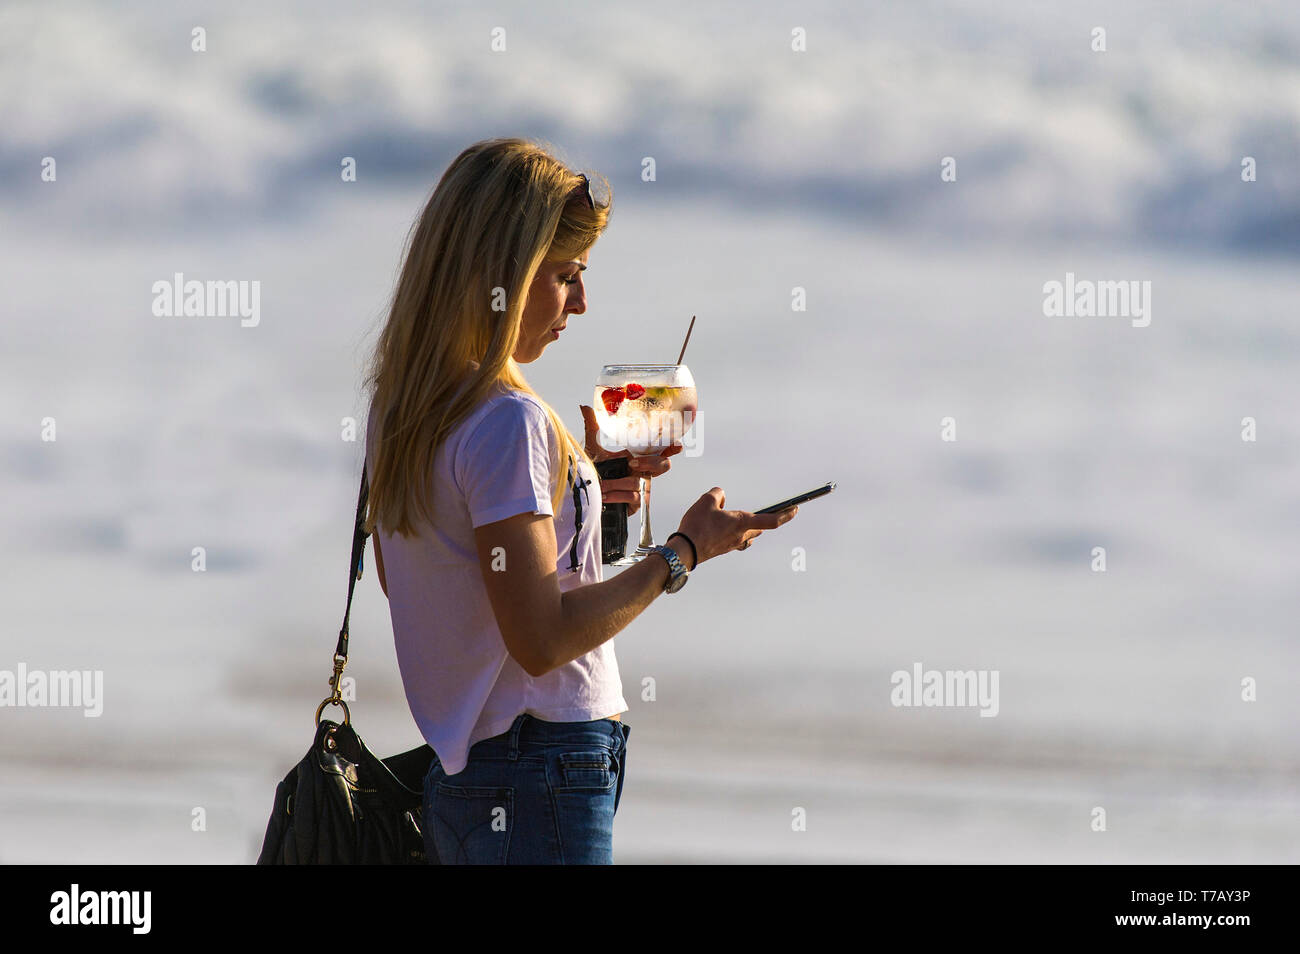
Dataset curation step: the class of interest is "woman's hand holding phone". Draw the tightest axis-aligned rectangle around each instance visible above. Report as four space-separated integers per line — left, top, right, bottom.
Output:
673 487 799 566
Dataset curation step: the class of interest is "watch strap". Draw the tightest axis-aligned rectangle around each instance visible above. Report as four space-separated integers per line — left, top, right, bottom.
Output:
653 543 689 592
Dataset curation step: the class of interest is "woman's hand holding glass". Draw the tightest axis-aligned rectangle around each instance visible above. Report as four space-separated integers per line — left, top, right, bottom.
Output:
580 404 682 516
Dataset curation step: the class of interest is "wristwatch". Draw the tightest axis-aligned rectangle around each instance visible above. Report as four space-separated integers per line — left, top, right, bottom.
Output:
650 544 690 593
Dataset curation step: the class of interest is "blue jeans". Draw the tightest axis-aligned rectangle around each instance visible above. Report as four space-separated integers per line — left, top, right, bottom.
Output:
422 713 631 864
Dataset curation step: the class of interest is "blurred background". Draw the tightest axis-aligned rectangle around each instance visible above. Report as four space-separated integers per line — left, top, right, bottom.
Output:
2 0 1298 863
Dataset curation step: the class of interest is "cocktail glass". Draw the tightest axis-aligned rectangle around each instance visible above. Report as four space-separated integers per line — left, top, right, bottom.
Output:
592 364 697 565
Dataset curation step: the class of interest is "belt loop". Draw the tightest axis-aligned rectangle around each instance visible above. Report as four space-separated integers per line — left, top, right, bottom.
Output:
507 713 528 760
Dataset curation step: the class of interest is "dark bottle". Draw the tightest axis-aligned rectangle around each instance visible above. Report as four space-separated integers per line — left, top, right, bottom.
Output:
594 457 630 564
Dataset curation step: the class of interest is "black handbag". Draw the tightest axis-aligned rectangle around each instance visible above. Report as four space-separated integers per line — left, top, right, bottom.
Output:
256 469 437 864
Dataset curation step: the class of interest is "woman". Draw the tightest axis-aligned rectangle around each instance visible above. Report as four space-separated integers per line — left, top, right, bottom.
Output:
361 137 799 864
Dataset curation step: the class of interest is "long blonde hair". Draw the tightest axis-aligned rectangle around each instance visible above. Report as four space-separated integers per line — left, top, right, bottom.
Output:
363 137 611 538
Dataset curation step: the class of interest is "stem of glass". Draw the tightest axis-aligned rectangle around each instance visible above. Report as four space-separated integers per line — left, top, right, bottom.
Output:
636 475 653 550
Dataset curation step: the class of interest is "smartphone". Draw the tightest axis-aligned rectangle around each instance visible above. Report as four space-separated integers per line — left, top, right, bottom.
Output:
754 481 836 514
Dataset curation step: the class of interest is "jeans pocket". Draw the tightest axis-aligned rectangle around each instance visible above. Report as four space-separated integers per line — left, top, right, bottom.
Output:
555 749 616 792
429 782 514 864
549 749 618 863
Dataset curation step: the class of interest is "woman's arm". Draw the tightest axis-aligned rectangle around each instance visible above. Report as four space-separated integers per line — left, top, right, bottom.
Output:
474 511 690 678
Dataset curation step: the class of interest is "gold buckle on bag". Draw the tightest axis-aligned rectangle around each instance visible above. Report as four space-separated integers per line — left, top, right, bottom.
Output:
315 653 351 749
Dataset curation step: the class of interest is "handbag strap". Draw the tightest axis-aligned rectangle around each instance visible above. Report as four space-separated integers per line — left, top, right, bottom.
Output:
336 466 370 662
316 466 369 727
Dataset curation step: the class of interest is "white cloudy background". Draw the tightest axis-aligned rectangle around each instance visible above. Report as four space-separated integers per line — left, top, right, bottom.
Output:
2 0 1298 863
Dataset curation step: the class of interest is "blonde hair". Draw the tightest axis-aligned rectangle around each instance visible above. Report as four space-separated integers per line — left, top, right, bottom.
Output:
363 137 612 538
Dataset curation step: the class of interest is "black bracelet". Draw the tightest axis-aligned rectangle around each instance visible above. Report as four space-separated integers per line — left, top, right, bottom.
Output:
666 532 698 571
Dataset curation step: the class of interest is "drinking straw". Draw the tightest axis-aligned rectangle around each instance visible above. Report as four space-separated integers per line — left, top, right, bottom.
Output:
675 315 695 365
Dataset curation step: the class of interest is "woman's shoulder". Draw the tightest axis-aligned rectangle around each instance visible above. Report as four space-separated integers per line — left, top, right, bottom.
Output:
470 385 546 420
367 386 546 449
458 388 551 446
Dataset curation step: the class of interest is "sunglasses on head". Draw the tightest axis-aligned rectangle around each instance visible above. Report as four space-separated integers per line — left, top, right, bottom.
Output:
573 173 595 211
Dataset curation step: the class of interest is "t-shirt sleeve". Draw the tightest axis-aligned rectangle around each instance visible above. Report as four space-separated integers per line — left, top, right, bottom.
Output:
455 397 557 527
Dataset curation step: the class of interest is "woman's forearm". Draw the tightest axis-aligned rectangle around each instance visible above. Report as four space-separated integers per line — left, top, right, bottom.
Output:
537 541 691 676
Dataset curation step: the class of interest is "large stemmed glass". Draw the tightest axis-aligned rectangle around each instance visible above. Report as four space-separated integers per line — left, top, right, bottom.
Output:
593 364 698 565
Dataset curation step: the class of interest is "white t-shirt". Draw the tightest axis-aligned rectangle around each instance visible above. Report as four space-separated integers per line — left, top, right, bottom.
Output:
364 382 627 776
